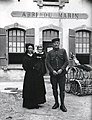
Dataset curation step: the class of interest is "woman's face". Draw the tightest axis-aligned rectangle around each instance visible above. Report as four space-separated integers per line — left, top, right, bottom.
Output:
37 47 43 53
28 45 34 54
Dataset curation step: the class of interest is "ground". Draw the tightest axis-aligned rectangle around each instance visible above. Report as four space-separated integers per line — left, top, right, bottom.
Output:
0 69 92 120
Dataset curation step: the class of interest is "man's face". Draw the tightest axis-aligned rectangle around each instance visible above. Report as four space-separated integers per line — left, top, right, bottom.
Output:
53 41 60 49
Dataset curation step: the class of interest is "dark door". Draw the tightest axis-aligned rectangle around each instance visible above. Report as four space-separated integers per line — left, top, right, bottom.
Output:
76 54 90 64
8 53 24 64
43 41 53 53
42 29 59 74
42 29 59 53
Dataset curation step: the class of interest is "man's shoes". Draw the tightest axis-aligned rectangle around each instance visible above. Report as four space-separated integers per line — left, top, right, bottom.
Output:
60 105 67 112
52 103 59 109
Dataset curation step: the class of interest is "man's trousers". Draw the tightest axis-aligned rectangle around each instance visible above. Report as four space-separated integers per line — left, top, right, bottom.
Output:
50 75 66 105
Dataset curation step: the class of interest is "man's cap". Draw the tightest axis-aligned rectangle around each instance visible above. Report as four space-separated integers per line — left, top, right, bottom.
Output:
52 38 60 43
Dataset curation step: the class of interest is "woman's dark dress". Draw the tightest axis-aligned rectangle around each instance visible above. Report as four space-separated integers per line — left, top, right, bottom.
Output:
22 54 46 108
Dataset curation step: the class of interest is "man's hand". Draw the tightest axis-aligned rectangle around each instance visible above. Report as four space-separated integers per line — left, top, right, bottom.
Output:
57 69 62 74
53 70 58 76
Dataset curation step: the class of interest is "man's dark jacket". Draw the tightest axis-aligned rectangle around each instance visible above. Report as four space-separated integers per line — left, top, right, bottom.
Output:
46 48 69 76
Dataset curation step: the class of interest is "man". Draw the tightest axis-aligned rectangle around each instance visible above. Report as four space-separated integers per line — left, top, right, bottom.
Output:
46 38 69 112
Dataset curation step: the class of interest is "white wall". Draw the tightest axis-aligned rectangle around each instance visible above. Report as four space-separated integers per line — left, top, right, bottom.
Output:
0 0 91 53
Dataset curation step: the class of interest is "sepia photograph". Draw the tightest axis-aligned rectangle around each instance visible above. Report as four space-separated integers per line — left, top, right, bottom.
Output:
0 0 92 120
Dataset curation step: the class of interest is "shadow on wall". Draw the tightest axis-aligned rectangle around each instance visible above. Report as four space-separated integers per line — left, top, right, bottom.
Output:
0 0 14 3
84 0 92 3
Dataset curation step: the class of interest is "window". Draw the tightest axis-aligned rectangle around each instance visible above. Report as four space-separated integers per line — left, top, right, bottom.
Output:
8 29 25 53
34 0 69 7
43 29 59 41
75 30 90 54
43 0 58 2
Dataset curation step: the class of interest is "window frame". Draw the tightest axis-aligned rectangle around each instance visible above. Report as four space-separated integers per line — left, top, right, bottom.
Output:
75 30 90 54
43 29 59 41
8 28 25 53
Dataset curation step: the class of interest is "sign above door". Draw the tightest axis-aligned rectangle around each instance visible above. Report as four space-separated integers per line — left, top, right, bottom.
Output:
11 11 88 19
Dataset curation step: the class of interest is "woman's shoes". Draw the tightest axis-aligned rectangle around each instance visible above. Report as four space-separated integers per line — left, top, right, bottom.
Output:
23 105 39 109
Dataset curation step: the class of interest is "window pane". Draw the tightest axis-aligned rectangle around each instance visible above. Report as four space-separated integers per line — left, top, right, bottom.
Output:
87 49 89 53
83 38 86 43
21 48 24 52
17 48 20 52
9 31 12 36
83 49 86 53
79 49 82 53
76 32 78 37
51 31 54 38
83 31 86 37
75 44 79 47
47 31 50 40
79 44 82 48
17 30 20 36
87 44 89 48
13 48 16 52
75 49 79 53
75 38 78 43
9 42 12 47
21 31 24 36
79 32 82 37
87 32 89 38
21 42 24 47
54 32 58 37
13 37 16 42
9 48 12 52
79 38 82 43
9 37 12 41
17 37 20 42
21 37 24 41
43 32 46 40
83 44 86 48
86 38 89 43
13 30 16 36
17 42 20 47
13 42 16 47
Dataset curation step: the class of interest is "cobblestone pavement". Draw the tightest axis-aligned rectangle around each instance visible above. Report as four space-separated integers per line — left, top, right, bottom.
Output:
0 69 92 120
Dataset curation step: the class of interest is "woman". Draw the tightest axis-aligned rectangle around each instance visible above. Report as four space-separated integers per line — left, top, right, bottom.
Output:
22 44 46 109
33 46 47 76
33 45 46 102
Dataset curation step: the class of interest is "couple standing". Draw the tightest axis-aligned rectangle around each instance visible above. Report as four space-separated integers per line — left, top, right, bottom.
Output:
22 38 69 112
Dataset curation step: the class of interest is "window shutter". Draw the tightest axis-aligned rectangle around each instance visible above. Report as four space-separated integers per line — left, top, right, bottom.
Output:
0 28 6 66
90 31 92 64
69 29 75 57
25 28 35 44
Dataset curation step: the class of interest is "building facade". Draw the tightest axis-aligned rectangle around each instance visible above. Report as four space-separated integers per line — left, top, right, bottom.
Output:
0 0 92 68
